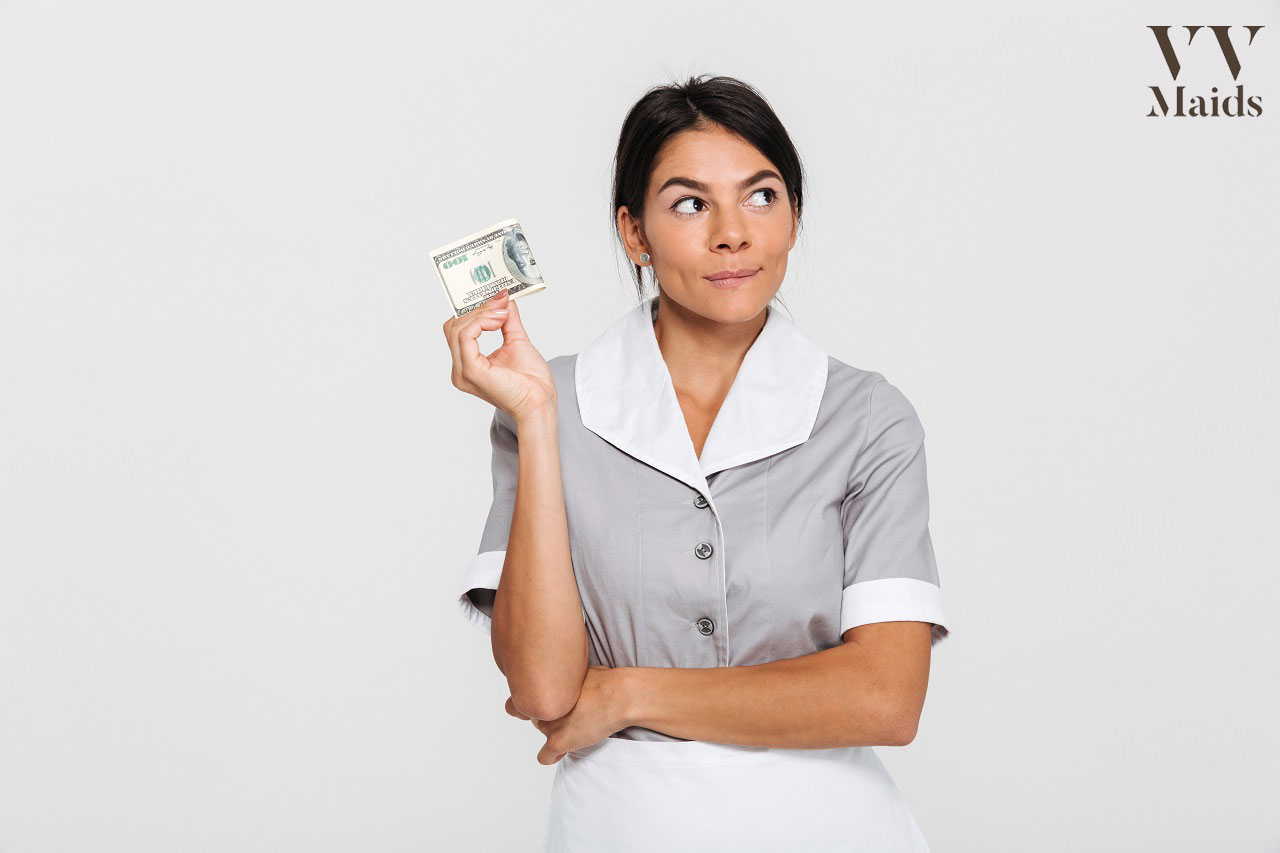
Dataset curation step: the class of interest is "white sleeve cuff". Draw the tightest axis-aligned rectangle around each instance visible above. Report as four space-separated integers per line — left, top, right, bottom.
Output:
457 550 506 636
456 550 589 636
839 577 951 646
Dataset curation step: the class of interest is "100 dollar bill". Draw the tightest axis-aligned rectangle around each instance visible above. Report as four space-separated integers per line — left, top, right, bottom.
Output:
432 218 547 317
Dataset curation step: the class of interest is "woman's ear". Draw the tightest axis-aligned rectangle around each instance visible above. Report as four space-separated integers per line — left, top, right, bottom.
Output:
617 205 649 262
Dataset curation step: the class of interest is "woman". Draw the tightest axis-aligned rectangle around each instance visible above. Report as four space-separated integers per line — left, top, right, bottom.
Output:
443 74 950 852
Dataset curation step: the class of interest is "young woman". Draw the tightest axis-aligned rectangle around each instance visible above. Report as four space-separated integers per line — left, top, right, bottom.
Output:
443 74 950 852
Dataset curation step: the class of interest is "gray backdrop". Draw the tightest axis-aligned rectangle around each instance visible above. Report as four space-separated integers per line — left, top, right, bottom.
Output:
1 0 1277 850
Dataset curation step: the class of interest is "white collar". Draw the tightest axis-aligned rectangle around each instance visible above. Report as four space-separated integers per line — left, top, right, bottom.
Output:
575 295 829 496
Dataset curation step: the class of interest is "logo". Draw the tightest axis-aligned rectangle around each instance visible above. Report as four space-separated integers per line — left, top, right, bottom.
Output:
1148 25 1264 117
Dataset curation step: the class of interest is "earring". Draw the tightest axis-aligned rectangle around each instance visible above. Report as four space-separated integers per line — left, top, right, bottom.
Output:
638 252 650 264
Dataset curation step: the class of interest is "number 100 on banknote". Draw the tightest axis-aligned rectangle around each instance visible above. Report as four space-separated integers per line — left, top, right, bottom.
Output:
432 218 547 317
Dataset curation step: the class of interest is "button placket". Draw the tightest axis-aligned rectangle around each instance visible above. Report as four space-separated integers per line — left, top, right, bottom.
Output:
710 506 728 663
690 489 726 659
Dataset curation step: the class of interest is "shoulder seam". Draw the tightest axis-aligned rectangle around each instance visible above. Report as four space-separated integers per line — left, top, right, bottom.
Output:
847 377 888 493
860 378 888 458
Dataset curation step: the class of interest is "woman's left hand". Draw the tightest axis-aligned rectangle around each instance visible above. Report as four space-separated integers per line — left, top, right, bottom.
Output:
503 664 632 765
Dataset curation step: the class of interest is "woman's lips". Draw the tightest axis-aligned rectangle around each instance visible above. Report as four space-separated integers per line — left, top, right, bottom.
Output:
704 269 759 288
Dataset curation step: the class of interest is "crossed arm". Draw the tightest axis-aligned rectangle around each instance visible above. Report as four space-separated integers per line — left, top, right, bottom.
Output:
619 620 933 748
489 406 935 756
509 620 934 762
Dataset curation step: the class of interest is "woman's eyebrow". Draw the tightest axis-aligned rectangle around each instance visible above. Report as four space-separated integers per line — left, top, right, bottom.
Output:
657 169 783 194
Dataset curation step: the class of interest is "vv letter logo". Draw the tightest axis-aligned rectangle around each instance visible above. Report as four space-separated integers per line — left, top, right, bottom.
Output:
1148 25 1265 117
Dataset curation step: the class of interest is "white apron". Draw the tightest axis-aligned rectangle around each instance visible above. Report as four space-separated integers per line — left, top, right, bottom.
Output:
543 736 933 852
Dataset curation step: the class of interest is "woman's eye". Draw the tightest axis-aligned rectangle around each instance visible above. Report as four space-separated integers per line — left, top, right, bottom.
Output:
673 197 704 215
672 189 777 216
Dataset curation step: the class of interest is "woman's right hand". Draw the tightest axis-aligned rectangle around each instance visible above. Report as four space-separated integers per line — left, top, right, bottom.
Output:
443 288 554 421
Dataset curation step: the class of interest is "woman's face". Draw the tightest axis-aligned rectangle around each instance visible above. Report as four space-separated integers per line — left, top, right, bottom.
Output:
620 123 797 324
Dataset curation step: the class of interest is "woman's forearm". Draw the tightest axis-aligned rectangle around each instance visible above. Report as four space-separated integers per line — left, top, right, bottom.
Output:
490 403 589 721
617 641 914 749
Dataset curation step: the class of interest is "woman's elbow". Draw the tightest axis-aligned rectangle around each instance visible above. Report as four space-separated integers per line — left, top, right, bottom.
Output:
491 615 590 720
502 647 588 720
885 718 919 747
511 681 581 721
880 699 922 747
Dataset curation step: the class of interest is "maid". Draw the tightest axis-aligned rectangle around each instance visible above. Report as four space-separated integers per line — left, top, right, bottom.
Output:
444 74 950 852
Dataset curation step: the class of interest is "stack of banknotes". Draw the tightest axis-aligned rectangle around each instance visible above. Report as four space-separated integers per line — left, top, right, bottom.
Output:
432 218 546 317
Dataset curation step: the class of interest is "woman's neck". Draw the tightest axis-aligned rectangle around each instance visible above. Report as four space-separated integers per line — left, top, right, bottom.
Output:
651 292 767 412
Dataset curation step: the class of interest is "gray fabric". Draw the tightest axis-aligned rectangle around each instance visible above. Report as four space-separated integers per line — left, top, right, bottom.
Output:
465 350 946 742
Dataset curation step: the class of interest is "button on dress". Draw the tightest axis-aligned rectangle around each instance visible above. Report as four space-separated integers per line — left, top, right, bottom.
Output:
455 295 950 852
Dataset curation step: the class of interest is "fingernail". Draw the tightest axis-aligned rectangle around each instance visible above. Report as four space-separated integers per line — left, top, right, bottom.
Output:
487 309 508 316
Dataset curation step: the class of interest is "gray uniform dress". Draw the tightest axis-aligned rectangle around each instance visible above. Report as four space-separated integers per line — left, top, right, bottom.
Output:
456 295 950 743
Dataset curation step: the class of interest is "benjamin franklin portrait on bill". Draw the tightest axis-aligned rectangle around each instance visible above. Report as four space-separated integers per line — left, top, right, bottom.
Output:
502 225 543 286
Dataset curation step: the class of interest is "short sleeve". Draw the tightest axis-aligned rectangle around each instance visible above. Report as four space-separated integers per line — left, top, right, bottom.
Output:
839 378 950 646
456 408 519 635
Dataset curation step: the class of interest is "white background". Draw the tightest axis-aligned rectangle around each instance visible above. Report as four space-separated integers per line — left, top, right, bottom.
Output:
2 1 1278 850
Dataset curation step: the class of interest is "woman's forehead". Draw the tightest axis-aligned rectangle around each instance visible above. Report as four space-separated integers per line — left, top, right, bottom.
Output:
650 131 779 191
